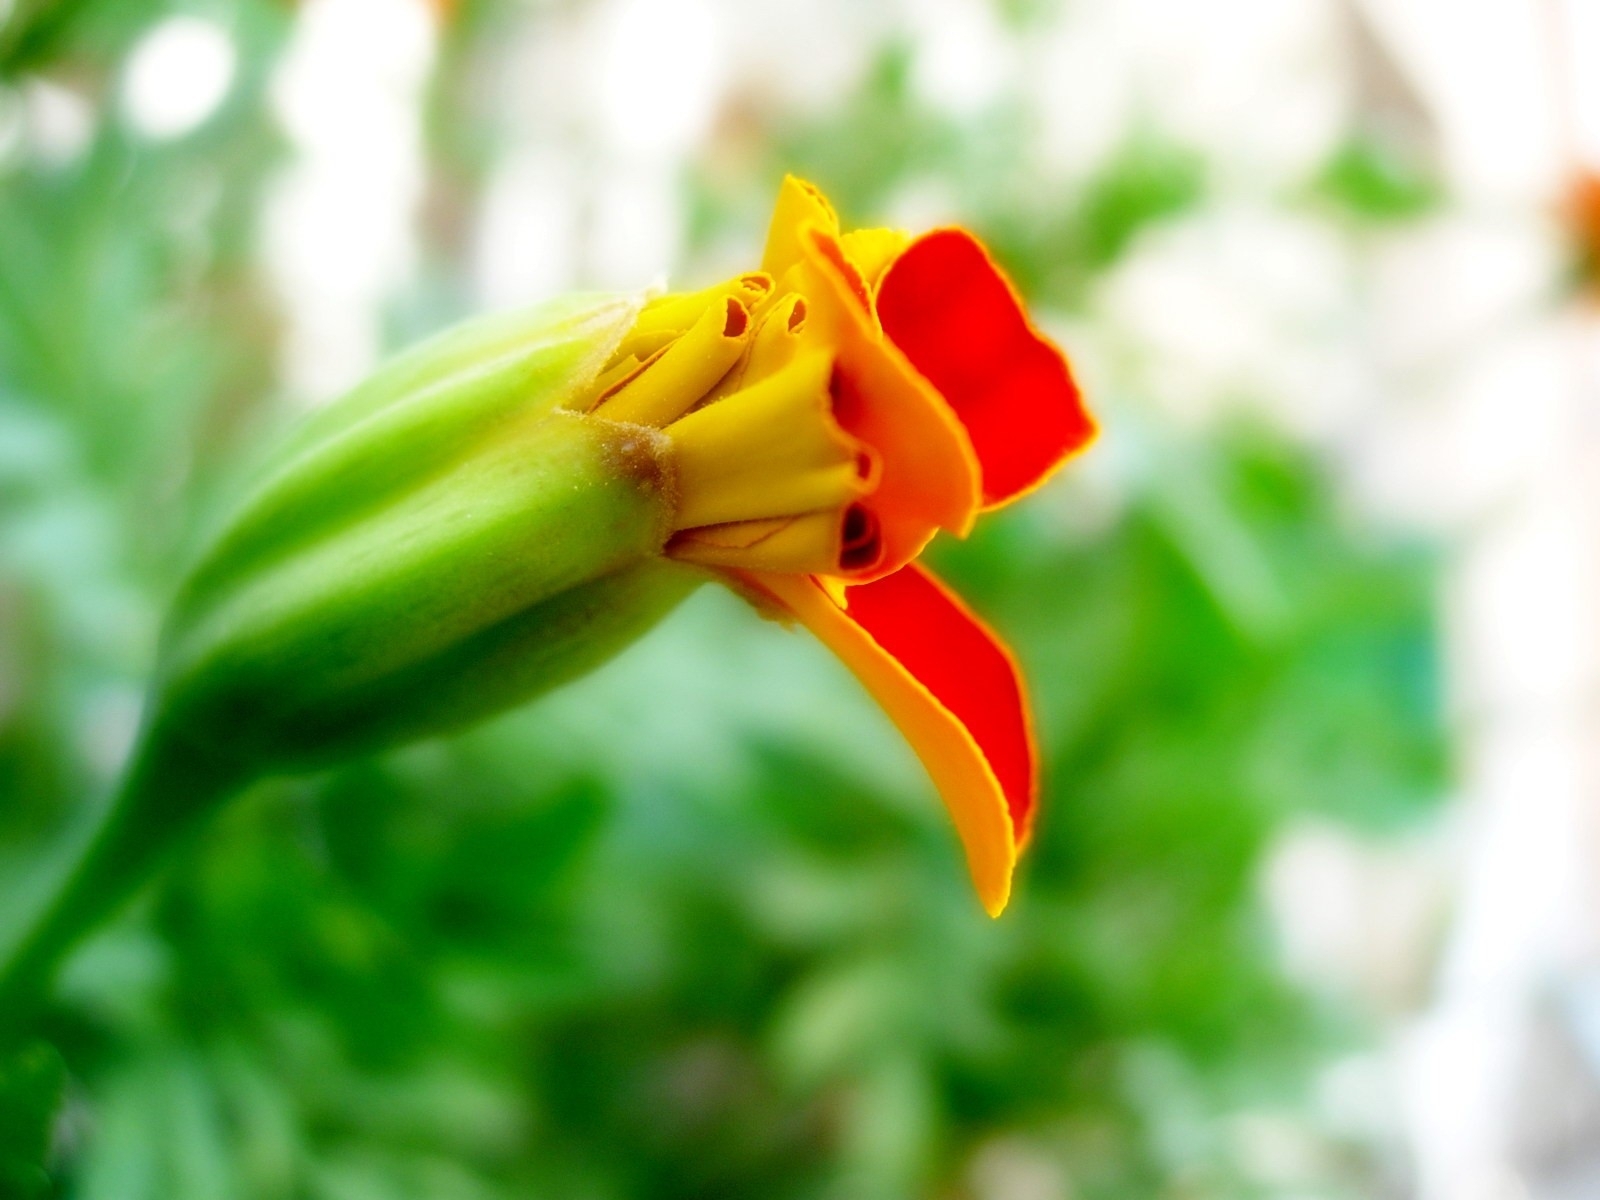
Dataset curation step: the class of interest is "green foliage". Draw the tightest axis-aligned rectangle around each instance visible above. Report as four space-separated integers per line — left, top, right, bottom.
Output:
0 3 1446 1198
1313 133 1442 222
0 1041 64 1198
19 412 1440 1198
991 0 1064 32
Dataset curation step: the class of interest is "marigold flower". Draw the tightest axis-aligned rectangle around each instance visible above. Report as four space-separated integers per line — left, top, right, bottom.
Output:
599 177 1095 913
0 177 1094 1019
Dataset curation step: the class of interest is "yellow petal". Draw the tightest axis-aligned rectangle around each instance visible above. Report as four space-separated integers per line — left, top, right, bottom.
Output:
669 511 844 574
666 351 869 528
701 293 810 406
628 273 773 341
761 176 840 279
840 226 911 288
595 296 752 427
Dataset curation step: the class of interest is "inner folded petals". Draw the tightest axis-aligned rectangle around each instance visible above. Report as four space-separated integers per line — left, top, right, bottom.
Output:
625 273 773 346
593 296 752 427
703 293 809 406
876 228 1095 508
668 505 881 576
761 176 840 280
749 179 986 570
793 226 982 571
741 565 1031 916
840 226 910 288
665 351 870 531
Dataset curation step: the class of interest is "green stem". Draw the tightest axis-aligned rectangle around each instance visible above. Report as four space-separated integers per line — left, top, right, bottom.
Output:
0 722 241 1036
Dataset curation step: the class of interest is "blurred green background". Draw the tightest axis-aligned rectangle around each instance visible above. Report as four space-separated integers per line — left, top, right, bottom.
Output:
0 0 1451 1196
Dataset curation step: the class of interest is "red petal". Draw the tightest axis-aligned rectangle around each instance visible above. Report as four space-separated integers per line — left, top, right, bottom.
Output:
847 564 1037 843
743 564 1038 915
876 228 1095 508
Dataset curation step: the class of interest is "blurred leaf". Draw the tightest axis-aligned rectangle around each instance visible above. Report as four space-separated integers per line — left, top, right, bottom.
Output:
0 1040 64 1199
1314 133 1442 222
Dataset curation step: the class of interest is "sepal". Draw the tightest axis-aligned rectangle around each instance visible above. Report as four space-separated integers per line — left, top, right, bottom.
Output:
157 295 689 780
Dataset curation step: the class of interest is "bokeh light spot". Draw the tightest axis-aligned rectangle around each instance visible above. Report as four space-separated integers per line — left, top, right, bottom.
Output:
123 16 236 140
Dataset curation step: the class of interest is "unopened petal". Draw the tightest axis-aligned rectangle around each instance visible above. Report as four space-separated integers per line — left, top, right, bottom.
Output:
667 351 869 530
671 511 853 575
762 175 840 280
595 296 753 427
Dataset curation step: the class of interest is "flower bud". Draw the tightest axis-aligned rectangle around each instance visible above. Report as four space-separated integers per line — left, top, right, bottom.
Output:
154 291 694 785
0 176 1095 1025
1 294 708 1021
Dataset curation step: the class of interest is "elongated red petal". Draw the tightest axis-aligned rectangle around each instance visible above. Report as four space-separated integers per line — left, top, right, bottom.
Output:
743 564 1038 915
876 229 1095 508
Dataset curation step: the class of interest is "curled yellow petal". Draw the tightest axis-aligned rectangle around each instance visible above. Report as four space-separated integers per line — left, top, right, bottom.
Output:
594 296 752 427
840 226 911 288
667 350 870 530
628 272 773 342
762 176 839 279
670 511 841 574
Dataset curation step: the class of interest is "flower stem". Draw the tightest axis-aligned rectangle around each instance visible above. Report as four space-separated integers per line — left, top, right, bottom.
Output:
0 723 239 1039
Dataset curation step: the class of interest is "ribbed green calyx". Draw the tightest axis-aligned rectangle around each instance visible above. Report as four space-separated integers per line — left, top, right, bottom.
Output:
0 294 699 1021
157 291 694 780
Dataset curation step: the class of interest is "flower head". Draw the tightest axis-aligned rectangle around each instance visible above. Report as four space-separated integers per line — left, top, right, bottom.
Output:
580 178 1096 913
0 178 1095 1024
149 177 1093 920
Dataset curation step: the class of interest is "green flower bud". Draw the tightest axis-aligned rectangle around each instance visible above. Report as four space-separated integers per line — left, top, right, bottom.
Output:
161 291 696 783
0 174 1098 1021
0 294 698 1020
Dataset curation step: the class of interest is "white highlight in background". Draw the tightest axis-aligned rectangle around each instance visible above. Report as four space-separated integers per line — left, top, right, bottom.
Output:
1556 0 1600 170
21 80 92 164
595 0 720 158
587 0 721 286
123 17 237 140
907 0 1008 116
264 0 436 402
476 150 583 309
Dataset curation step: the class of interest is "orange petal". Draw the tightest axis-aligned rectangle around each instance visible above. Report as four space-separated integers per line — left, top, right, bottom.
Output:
876 229 1096 508
743 565 1038 916
795 226 982 574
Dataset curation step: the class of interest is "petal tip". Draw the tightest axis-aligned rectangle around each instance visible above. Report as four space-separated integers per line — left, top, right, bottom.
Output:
976 852 1016 918
740 567 1033 918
